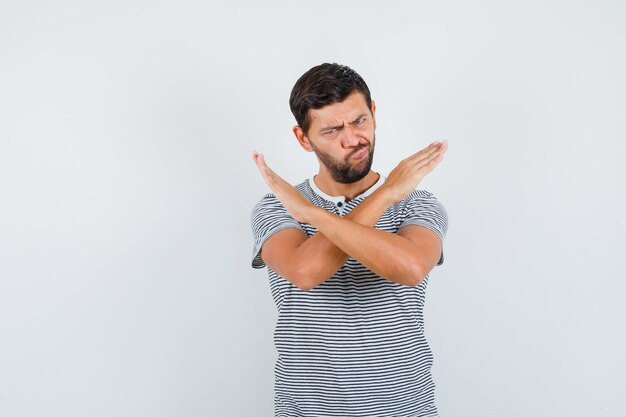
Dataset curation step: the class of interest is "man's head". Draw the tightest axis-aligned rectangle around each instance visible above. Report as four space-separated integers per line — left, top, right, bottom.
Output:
290 63 376 184
289 63 372 136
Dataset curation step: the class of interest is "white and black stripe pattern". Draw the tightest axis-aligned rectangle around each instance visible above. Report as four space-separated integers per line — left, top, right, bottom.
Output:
251 178 448 417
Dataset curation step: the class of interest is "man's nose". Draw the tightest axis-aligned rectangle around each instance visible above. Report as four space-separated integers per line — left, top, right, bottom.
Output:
341 126 360 148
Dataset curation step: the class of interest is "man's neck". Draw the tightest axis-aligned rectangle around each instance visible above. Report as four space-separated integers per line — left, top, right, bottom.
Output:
313 170 380 201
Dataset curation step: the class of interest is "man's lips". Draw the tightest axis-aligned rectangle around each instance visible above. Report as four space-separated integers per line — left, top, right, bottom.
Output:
351 147 368 161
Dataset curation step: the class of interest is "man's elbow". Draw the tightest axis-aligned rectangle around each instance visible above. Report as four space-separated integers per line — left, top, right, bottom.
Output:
291 272 315 291
292 278 321 292
404 262 429 287
289 265 328 292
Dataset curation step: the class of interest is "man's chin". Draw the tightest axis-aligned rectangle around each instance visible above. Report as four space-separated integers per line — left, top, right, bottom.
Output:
335 168 371 184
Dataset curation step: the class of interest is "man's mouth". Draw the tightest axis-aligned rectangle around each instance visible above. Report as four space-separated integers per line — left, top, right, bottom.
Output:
351 147 369 161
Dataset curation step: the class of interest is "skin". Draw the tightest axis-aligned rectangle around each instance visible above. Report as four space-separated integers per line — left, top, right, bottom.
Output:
252 91 448 290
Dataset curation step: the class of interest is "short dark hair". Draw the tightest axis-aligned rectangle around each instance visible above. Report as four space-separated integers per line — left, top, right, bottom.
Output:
289 63 372 135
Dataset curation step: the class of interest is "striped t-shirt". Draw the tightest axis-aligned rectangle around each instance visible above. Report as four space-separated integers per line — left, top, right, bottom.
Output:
251 175 448 417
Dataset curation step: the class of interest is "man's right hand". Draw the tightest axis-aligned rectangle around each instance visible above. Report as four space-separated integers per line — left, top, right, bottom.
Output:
380 140 448 204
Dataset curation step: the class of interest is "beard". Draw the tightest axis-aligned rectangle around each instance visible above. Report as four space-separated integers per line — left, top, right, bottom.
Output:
309 136 375 184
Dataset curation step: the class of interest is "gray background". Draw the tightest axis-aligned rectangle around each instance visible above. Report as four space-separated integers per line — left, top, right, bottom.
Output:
1 1 625 416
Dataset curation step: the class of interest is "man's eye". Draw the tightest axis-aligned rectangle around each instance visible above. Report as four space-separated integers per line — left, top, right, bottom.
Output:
325 129 338 135
354 118 365 125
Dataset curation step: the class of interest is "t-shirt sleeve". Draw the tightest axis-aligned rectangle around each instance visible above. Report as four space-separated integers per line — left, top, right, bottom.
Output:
250 193 304 269
399 190 449 266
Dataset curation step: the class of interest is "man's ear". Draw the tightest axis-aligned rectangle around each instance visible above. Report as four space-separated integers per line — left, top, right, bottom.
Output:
371 100 377 130
293 125 314 152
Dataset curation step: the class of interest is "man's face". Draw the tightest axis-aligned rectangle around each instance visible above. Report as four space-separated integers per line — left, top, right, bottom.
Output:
305 92 376 184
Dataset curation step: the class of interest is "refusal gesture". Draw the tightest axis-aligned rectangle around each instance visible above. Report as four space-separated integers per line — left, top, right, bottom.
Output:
252 140 447 222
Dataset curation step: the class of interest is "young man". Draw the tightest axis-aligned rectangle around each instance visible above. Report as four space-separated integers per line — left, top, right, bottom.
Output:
251 63 448 417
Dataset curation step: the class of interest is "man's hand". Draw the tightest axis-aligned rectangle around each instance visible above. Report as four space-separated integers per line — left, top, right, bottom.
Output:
379 140 448 204
252 151 318 223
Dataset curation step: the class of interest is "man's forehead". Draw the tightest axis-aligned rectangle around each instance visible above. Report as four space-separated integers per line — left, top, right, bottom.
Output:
309 92 371 123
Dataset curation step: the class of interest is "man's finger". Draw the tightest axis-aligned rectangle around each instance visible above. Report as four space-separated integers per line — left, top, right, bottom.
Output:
406 141 445 163
252 152 274 187
258 154 279 183
418 152 445 172
411 142 447 167
423 141 447 161
252 151 265 170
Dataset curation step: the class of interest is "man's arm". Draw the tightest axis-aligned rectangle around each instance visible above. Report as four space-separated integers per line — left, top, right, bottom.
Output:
259 184 395 290
253 141 447 290
306 206 443 286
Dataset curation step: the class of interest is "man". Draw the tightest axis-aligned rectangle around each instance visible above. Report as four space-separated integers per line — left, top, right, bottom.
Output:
250 63 448 417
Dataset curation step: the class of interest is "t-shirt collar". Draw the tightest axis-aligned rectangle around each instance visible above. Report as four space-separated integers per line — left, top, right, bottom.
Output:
307 173 385 204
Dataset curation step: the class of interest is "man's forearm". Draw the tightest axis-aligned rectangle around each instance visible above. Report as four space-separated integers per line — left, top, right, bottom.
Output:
288 186 394 288
306 195 426 287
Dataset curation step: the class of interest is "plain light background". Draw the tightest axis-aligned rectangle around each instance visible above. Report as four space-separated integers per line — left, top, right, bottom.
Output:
1 1 625 416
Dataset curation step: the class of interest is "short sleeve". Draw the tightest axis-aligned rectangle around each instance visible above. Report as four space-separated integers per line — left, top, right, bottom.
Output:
250 193 304 269
399 190 449 266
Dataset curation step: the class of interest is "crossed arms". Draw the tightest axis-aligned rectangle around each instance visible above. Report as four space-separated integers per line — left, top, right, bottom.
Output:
252 141 448 291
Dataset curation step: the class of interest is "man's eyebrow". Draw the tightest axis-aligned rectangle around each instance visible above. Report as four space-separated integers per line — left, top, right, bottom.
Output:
319 114 369 133
319 122 344 133
350 113 369 123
